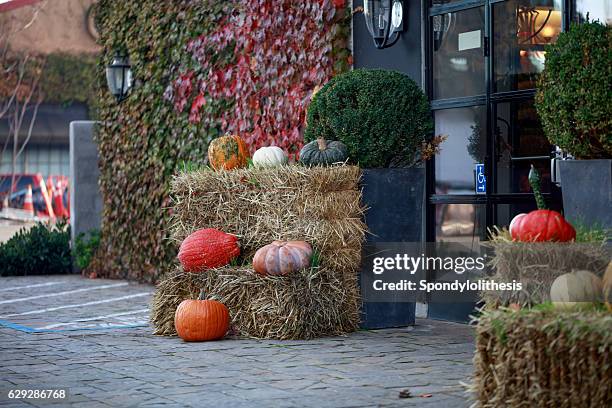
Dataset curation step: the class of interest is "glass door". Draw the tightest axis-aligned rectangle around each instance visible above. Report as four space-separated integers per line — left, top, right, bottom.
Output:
489 0 564 228
425 0 565 321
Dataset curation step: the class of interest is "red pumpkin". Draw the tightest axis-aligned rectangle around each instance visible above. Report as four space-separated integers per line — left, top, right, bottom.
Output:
513 210 576 242
178 228 240 272
175 290 229 341
253 241 313 276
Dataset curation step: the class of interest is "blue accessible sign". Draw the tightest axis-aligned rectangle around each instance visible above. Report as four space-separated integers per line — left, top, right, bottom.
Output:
475 164 486 194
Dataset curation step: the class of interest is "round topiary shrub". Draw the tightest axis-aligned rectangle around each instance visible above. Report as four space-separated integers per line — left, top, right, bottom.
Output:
535 21 612 159
304 69 433 168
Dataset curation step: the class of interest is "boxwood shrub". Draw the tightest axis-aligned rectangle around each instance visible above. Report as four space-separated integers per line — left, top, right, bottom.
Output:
0 222 71 276
535 21 612 159
304 69 433 168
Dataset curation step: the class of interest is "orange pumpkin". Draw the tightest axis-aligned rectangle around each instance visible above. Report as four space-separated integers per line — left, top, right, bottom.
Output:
253 241 313 276
178 228 240 272
175 290 229 342
207 134 250 170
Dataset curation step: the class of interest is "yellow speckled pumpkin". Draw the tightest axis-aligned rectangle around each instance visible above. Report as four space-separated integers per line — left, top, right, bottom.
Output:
207 134 250 170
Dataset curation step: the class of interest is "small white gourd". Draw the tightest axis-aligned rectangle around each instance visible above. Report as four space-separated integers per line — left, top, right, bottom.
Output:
252 146 288 168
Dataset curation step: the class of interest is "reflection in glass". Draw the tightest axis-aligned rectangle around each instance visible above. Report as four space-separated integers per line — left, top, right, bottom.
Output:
494 1 562 92
494 101 553 194
435 106 487 195
574 0 612 25
364 1 390 42
436 204 485 246
433 204 487 291
432 7 485 99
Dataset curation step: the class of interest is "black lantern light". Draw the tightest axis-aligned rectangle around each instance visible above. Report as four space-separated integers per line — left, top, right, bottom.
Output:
105 53 133 102
363 0 404 49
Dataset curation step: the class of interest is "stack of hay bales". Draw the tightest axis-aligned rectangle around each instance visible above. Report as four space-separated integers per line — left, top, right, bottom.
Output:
481 233 609 307
151 165 366 339
474 231 612 407
473 308 612 407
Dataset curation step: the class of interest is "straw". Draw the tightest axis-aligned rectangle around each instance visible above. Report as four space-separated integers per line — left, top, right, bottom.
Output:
472 308 612 407
151 165 367 339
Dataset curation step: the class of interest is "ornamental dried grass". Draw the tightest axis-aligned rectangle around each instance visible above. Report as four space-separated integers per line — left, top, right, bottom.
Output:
481 230 610 307
151 165 366 339
472 308 612 408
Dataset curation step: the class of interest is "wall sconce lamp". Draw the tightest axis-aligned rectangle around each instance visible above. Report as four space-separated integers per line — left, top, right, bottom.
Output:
106 52 133 102
363 0 405 49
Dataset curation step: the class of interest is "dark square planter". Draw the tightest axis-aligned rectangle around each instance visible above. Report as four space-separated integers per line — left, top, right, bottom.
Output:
359 168 424 329
558 160 612 230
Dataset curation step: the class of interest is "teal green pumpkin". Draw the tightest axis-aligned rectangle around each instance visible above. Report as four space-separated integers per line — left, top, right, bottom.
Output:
299 138 348 166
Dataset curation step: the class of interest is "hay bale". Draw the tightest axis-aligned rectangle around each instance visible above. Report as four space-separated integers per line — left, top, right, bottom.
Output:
151 165 366 339
169 165 365 272
151 265 360 339
472 308 612 407
482 237 609 307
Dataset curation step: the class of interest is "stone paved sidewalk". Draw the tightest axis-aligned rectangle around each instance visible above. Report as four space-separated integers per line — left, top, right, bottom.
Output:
0 275 475 407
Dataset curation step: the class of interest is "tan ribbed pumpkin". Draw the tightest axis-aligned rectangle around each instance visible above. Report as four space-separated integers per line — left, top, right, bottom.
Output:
252 241 313 276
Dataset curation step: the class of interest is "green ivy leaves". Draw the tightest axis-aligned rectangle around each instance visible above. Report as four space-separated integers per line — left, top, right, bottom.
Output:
91 1 349 282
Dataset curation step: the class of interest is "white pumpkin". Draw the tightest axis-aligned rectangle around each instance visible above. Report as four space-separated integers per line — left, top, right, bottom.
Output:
509 213 527 237
550 270 603 309
252 146 288 168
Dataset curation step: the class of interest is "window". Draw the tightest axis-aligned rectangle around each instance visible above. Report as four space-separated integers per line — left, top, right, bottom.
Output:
493 100 553 194
574 0 612 25
493 0 562 92
434 106 487 195
432 7 486 99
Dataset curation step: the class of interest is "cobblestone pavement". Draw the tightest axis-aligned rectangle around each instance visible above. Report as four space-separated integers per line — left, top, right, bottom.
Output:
0 275 475 407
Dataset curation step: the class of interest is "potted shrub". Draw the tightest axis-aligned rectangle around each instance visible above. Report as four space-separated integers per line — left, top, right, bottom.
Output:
304 69 435 328
535 21 611 230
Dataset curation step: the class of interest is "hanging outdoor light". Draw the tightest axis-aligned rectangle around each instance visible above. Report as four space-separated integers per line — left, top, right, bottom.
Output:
105 52 133 102
363 0 404 49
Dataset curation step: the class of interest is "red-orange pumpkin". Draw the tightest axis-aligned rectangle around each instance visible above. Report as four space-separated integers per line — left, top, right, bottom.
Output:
178 228 240 272
512 210 576 242
175 290 229 342
253 241 313 276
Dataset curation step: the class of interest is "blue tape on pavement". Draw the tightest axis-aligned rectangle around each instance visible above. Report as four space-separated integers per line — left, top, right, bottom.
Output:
0 319 148 333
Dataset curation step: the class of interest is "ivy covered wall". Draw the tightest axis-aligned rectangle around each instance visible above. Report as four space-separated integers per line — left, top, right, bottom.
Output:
41 53 97 106
0 52 96 106
90 0 350 282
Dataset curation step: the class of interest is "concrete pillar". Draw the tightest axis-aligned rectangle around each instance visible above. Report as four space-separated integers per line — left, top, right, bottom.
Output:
69 121 102 253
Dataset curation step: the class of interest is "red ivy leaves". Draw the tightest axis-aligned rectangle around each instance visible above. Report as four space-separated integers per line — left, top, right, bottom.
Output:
167 1 348 155
189 94 207 123
171 71 194 112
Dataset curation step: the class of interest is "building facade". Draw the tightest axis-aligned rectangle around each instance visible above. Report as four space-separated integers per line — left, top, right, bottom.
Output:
353 0 610 320
0 0 98 181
